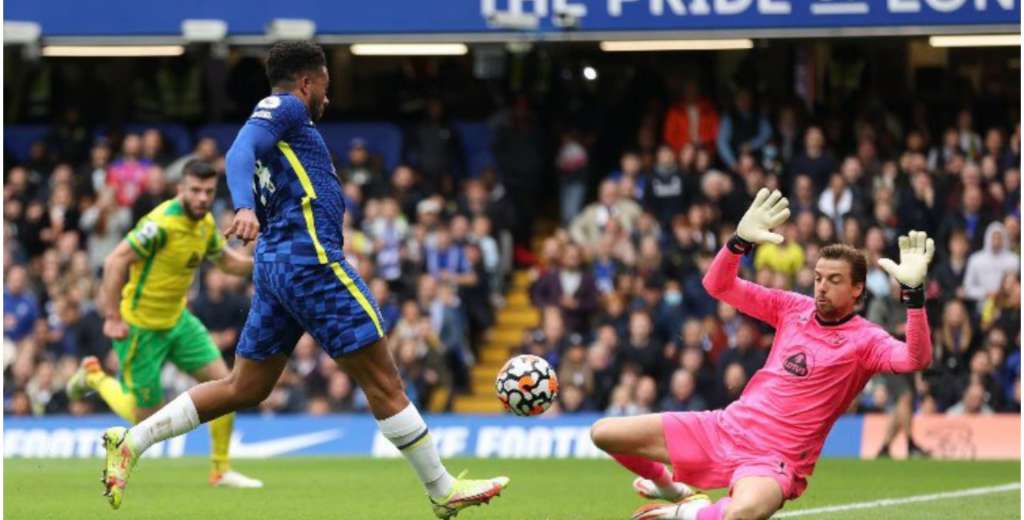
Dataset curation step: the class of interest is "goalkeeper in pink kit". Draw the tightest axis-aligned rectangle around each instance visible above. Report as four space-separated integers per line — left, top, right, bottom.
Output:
590 189 936 520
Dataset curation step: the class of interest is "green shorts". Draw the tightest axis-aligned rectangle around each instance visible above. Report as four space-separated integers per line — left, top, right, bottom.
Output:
113 310 221 408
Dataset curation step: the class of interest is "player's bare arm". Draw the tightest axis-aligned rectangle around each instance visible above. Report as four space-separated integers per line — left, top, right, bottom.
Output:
214 245 254 277
100 239 142 340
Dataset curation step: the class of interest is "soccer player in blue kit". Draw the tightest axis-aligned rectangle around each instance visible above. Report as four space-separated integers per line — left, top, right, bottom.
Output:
99 41 510 518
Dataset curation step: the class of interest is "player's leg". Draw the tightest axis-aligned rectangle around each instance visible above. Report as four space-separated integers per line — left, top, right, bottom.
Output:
102 354 288 508
591 415 692 500
69 324 168 423
334 339 507 518
720 477 783 520
630 476 783 520
100 266 300 509
170 310 262 488
308 259 507 518
66 353 137 422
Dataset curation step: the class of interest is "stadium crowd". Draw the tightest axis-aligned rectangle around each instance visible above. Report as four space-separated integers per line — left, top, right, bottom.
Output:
3 77 1020 422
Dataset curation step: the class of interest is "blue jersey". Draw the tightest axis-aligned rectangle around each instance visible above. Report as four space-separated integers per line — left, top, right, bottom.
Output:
233 93 345 265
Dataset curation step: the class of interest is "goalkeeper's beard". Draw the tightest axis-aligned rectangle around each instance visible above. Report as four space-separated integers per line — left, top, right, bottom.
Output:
815 296 839 320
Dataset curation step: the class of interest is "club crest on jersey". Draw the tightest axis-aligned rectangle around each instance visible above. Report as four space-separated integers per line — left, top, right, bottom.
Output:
186 252 201 269
784 352 810 377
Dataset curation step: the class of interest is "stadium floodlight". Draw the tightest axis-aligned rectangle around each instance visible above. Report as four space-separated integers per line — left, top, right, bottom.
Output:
182 19 228 43
41 45 186 57
600 39 754 52
928 34 1020 48
350 44 469 56
266 19 316 41
3 21 41 45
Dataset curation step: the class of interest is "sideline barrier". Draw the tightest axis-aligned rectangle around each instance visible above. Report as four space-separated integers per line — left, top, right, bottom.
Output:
4 414 1017 459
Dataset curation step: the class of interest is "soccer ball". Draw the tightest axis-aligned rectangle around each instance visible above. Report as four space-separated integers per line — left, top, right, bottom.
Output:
495 354 559 417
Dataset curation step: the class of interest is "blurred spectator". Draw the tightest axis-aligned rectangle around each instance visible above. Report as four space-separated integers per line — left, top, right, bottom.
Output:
867 276 907 337
962 222 1020 308
608 151 648 200
79 188 133 272
789 126 837 191
979 272 1020 340
530 243 598 335
192 269 249 364
556 129 591 226
660 369 707 412
493 96 545 244
408 99 464 195
643 145 688 229
166 137 219 184
956 109 983 160
946 382 993 416
106 134 152 207
939 185 992 253
570 179 642 251
4 266 38 345
717 88 772 171
753 224 803 280
621 310 660 377
131 165 168 223
663 80 719 153
932 230 971 303
141 128 174 166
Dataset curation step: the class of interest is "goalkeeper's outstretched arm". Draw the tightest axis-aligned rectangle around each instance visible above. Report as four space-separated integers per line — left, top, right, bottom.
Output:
702 188 794 328
864 230 936 373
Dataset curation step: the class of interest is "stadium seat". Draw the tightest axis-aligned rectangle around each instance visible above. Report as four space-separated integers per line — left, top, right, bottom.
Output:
453 120 496 178
4 124 51 163
196 123 243 156
318 123 403 172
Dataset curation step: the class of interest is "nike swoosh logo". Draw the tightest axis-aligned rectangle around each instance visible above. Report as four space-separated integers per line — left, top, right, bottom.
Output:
230 429 343 458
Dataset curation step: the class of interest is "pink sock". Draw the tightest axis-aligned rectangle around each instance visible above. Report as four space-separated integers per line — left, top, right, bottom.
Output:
696 497 731 520
611 453 672 485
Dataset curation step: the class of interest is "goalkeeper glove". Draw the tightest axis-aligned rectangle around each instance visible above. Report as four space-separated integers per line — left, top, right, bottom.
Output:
729 188 791 254
877 230 935 308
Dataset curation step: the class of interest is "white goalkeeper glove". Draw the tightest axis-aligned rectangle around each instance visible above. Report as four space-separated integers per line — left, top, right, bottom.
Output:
878 230 935 308
735 188 791 246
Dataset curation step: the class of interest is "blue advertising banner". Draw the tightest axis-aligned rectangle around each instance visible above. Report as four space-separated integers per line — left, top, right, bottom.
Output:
4 0 1019 37
2 414 866 459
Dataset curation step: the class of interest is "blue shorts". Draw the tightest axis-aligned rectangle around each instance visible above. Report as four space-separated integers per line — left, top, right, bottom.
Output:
236 260 385 360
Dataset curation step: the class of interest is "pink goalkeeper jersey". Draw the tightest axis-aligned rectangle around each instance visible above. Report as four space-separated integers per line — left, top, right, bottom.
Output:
703 247 932 476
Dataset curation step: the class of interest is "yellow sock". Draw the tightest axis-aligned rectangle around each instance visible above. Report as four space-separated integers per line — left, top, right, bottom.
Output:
210 413 234 474
87 372 137 423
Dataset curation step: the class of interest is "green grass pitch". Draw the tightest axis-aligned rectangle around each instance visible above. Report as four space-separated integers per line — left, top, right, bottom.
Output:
4 458 1019 519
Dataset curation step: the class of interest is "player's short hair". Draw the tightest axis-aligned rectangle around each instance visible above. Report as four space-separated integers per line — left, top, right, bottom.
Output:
182 159 218 181
266 41 326 86
819 243 867 287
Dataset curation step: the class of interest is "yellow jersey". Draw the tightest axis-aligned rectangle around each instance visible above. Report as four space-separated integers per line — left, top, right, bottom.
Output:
121 199 223 330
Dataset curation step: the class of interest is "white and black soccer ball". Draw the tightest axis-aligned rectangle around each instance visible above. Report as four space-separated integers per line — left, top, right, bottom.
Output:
495 354 559 417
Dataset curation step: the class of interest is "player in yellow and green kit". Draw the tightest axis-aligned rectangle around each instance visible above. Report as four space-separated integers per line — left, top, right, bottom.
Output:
67 160 262 488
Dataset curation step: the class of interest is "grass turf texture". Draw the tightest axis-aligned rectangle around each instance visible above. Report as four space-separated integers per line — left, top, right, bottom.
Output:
4 458 1019 519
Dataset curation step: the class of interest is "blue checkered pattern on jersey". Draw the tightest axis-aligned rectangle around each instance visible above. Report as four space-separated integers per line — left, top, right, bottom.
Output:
247 93 346 265
237 260 385 360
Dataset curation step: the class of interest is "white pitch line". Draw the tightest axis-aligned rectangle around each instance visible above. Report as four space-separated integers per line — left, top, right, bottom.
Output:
773 482 1021 518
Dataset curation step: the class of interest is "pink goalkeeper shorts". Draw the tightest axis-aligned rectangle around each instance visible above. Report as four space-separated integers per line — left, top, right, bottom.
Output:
661 411 808 500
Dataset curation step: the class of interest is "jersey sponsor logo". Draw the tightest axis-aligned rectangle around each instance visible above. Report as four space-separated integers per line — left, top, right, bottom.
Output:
257 96 281 109
784 352 810 377
252 110 273 120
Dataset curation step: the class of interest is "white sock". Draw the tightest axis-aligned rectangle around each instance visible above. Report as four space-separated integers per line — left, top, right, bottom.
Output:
377 403 454 499
129 392 200 453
